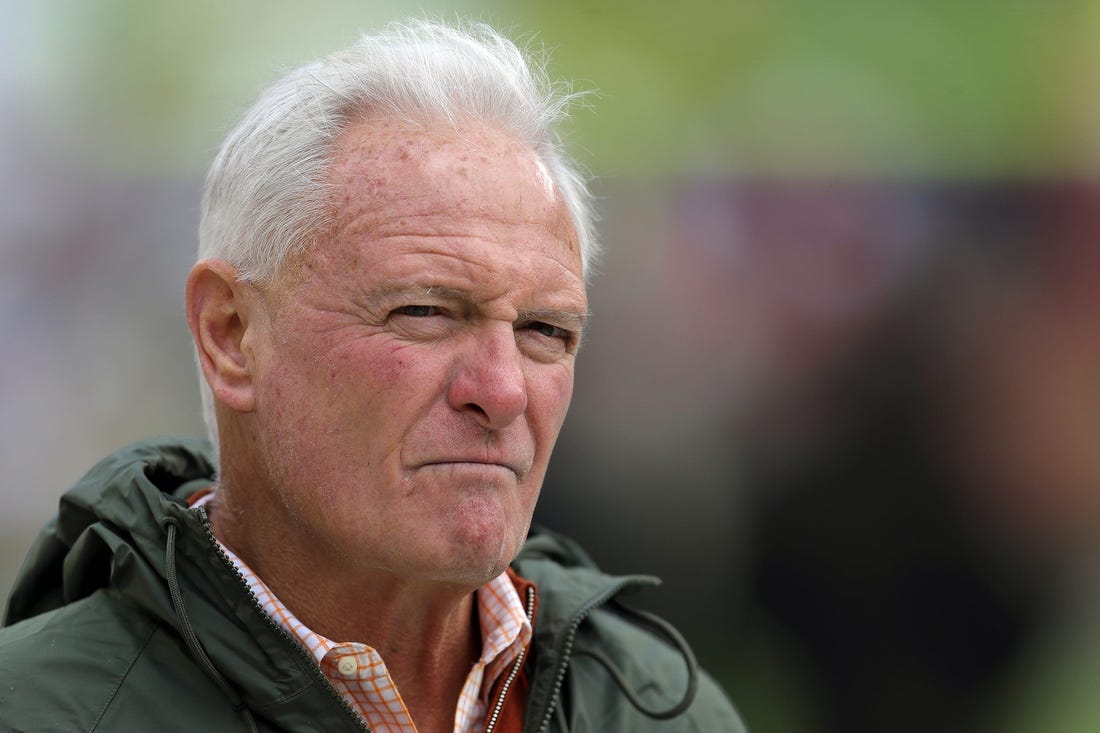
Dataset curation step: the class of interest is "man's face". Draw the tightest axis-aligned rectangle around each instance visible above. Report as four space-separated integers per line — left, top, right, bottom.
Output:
243 119 586 588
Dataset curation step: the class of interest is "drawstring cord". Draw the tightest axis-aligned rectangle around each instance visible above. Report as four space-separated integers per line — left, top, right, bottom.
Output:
164 518 259 733
571 603 699 722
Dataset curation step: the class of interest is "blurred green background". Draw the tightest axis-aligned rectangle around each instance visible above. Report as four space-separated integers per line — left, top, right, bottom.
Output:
14 0 1100 177
5 2 1100 731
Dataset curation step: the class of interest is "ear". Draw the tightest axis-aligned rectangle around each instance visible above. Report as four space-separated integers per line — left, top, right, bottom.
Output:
186 259 259 414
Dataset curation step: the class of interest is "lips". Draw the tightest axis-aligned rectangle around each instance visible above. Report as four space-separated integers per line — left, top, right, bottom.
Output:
419 458 524 478
408 430 535 480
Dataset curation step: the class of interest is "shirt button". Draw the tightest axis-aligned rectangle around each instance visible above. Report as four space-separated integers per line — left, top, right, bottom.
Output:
338 657 358 676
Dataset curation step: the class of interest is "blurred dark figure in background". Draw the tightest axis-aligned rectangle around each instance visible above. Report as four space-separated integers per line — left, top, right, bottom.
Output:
737 183 1100 733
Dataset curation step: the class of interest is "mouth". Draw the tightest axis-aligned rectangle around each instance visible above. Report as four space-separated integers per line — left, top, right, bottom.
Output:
419 459 522 478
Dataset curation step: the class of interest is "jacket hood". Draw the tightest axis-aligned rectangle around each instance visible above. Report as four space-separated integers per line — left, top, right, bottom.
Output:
3 438 369 730
4 437 217 626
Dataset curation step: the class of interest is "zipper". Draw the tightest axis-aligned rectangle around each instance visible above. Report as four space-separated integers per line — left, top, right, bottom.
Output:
196 507 372 733
484 585 537 733
532 576 657 733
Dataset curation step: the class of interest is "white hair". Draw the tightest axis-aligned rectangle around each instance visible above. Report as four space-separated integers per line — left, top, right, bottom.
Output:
196 19 598 451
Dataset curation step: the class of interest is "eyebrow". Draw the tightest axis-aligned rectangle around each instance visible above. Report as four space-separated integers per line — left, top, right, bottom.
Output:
519 307 590 333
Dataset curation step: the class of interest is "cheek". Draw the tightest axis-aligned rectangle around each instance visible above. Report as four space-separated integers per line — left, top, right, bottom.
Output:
529 367 575 448
320 342 454 444
336 339 441 387
256 339 384 446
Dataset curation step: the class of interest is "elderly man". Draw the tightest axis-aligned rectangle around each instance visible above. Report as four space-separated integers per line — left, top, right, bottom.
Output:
0 20 743 733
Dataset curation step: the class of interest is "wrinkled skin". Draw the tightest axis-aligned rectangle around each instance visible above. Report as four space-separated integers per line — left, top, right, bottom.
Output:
195 119 587 604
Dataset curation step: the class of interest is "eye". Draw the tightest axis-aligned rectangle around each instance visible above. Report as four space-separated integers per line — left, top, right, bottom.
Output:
385 303 455 340
517 321 577 362
526 321 570 341
392 305 441 317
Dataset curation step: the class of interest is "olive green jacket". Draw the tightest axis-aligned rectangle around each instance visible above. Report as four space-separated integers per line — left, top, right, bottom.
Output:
0 438 744 732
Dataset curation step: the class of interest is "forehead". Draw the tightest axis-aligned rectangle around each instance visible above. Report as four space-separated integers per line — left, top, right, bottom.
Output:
322 117 579 254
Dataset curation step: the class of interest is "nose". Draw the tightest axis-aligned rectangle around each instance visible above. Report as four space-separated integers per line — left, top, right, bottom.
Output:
448 325 529 430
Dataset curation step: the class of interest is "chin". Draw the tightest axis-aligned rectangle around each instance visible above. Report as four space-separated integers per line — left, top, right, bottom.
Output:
442 523 523 586
430 553 508 590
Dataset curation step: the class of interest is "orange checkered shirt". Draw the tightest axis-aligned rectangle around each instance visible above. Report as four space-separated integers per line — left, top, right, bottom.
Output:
195 496 533 733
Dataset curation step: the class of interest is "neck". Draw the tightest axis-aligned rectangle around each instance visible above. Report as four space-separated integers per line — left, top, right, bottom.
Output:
208 478 482 731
